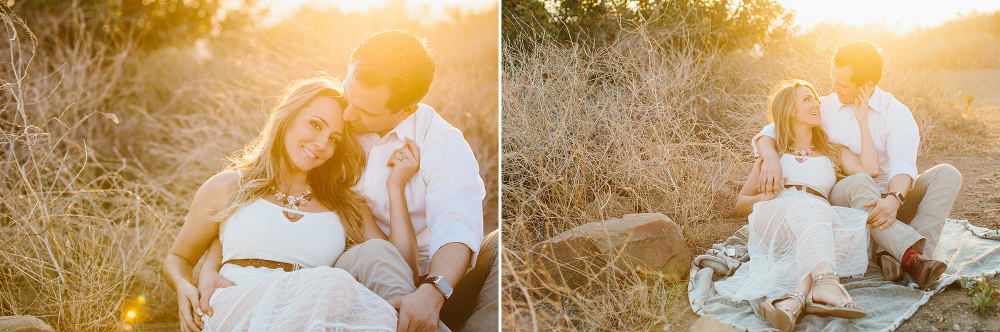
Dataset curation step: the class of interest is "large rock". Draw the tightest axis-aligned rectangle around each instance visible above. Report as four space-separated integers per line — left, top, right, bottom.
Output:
0 316 55 332
531 213 690 289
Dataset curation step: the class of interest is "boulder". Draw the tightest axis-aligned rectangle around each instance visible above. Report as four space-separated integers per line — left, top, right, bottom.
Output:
0 316 55 332
531 213 691 289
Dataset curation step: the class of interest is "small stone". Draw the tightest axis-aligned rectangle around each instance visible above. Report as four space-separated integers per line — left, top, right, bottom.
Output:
953 323 960 331
931 326 938 332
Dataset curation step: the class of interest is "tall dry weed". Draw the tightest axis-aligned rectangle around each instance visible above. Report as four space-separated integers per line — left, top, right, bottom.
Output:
1 5 172 330
502 25 744 330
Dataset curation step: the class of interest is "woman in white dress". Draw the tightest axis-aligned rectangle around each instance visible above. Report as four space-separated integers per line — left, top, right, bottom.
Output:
162 77 420 332
716 80 881 332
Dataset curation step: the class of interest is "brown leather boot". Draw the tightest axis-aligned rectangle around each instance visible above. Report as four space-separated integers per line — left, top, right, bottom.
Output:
904 254 947 289
877 252 902 282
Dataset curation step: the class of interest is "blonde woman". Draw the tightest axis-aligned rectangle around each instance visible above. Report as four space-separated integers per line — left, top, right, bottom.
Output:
163 77 419 332
715 81 880 332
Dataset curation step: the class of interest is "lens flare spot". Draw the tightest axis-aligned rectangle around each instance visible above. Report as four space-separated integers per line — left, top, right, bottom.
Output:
137 295 147 304
126 310 137 320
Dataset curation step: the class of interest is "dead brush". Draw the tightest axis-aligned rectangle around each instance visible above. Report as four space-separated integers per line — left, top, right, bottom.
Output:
502 24 742 330
1 6 171 331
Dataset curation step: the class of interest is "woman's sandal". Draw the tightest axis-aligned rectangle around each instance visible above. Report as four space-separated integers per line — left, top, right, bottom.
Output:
759 291 805 332
804 271 867 319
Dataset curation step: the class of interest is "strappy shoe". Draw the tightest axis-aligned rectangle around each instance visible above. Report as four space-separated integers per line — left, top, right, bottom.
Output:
805 271 867 319
759 291 805 332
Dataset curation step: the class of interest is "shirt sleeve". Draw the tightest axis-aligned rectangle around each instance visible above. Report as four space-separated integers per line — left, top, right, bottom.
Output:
422 125 486 269
885 105 920 185
751 123 777 157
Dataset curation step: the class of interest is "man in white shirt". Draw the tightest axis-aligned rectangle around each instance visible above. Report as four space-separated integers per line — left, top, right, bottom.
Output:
336 30 497 332
191 30 496 332
753 41 962 289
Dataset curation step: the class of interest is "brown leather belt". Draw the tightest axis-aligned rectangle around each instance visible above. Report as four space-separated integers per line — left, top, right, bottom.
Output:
224 258 301 272
785 184 826 200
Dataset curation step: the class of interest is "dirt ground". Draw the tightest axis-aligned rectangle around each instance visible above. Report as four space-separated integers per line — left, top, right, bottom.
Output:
893 68 1000 332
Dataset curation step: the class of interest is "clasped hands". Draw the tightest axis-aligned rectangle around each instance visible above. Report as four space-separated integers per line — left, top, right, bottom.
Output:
757 156 900 230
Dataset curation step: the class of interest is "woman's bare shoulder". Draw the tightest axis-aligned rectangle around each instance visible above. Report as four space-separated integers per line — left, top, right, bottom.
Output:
199 170 242 196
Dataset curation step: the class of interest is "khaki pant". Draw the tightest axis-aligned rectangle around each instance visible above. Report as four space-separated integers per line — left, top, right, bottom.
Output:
440 230 499 332
335 230 500 332
334 239 451 332
828 164 962 259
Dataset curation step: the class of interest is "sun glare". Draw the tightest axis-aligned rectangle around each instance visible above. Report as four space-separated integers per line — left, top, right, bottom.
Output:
259 0 497 24
777 0 1000 33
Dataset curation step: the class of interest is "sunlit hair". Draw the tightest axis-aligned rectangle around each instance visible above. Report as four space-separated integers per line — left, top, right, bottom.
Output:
349 29 435 113
768 80 845 177
215 77 367 248
832 40 883 87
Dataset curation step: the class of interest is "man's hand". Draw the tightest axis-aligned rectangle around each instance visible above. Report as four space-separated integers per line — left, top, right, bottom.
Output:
197 268 235 318
854 83 873 122
863 197 901 230
175 281 204 332
387 284 445 332
757 154 785 196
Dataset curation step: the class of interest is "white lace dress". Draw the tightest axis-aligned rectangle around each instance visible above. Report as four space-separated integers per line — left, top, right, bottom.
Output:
202 199 397 332
715 154 870 302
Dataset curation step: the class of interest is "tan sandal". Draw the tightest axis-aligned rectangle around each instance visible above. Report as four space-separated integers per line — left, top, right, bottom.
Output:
805 271 866 319
759 291 805 332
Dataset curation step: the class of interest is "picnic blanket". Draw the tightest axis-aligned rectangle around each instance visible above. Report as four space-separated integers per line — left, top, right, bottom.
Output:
688 219 1000 332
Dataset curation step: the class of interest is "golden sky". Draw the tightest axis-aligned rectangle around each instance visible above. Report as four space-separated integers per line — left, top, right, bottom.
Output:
775 0 1000 32
259 0 497 22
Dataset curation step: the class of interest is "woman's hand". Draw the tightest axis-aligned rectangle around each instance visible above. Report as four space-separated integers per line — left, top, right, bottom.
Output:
754 178 784 203
175 280 205 332
854 84 873 122
197 267 235 319
386 138 421 191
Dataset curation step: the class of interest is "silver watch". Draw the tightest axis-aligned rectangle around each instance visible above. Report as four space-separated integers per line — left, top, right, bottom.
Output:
422 276 453 300
888 191 905 205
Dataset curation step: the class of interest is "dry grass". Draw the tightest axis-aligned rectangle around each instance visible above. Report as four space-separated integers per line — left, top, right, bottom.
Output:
501 20 990 330
1 4 498 331
502 27 745 330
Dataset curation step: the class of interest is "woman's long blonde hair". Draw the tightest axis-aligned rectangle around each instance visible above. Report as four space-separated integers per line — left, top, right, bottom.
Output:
769 80 846 177
214 76 367 248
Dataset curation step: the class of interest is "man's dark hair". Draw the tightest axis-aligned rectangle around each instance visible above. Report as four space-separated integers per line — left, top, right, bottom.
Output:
349 30 436 113
832 40 883 87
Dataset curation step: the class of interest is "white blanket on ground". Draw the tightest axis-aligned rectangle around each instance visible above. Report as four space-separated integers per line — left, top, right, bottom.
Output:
688 219 1000 332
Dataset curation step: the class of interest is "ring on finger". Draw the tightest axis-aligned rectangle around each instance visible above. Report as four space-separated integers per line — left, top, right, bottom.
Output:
398 154 404 161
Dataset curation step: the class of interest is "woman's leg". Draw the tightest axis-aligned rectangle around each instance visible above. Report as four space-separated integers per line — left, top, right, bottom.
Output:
807 262 863 311
774 276 810 314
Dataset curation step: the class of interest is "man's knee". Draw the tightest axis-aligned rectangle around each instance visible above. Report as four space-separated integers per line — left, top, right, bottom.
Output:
832 173 879 208
339 239 406 270
841 173 877 187
481 230 498 258
353 239 396 253
926 164 963 188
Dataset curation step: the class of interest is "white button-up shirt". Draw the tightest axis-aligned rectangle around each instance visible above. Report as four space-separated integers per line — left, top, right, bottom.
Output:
352 103 485 276
753 88 920 194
